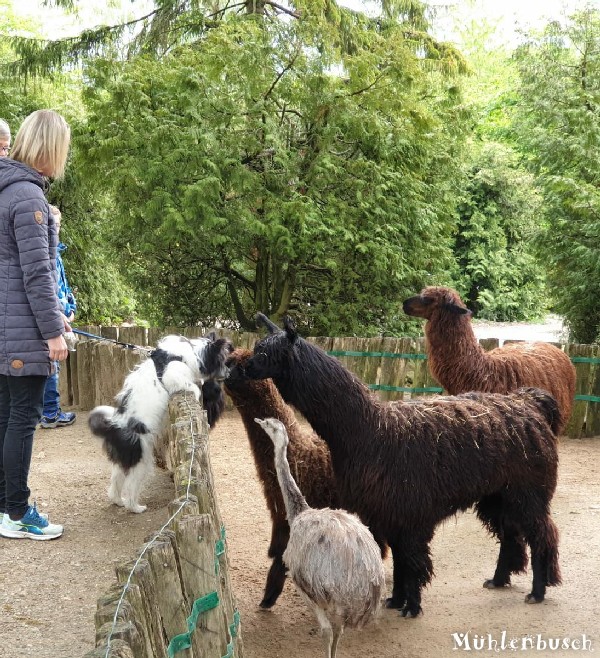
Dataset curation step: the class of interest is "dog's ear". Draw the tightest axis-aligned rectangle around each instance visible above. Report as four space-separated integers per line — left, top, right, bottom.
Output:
214 337 233 354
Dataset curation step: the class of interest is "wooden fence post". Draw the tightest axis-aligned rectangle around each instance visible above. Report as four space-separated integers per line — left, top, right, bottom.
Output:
115 558 168 658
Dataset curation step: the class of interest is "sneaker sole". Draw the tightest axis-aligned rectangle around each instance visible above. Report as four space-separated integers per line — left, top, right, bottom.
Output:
56 419 76 427
0 527 62 540
39 422 59 429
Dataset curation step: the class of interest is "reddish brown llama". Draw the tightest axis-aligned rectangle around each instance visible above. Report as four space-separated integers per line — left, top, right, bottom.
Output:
224 348 340 609
403 286 576 433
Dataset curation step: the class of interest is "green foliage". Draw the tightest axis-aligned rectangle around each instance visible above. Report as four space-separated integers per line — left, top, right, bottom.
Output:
0 4 137 325
513 8 600 342
75 7 469 335
453 143 546 321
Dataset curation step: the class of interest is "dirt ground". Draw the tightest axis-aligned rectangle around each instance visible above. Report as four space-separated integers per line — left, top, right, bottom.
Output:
1 409 598 658
1 317 598 658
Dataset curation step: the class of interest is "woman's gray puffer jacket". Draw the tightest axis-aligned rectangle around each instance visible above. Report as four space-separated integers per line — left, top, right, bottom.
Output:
0 158 64 377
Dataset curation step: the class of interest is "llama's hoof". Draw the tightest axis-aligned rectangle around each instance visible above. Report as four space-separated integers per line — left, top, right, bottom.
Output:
127 503 147 514
385 596 406 610
483 579 509 589
525 593 544 604
400 605 423 619
258 598 277 610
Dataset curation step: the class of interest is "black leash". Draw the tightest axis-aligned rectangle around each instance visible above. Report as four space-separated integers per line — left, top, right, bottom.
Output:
71 328 154 353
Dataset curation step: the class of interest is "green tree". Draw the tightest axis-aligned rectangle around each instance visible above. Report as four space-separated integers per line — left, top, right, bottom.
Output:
7 1 470 334
0 3 138 324
454 143 545 320
514 8 600 342
73 4 470 334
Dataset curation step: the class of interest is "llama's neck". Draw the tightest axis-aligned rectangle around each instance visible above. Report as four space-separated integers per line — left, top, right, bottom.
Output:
273 442 309 523
275 340 377 458
425 315 488 387
229 383 298 485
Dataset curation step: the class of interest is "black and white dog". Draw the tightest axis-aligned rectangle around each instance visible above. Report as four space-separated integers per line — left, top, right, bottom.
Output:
88 333 232 513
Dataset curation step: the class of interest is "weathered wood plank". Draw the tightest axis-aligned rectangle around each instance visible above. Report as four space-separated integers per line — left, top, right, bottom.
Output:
566 344 594 438
174 514 227 657
83 638 135 658
116 557 168 658
145 530 191 652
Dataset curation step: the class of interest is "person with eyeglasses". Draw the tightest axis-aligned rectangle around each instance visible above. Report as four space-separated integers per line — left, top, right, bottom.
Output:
0 119 10 156
0 110 71 541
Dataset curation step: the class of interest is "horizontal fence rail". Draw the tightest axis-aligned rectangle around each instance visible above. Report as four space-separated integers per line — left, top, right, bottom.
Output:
67 326 600 439
326 348 600 404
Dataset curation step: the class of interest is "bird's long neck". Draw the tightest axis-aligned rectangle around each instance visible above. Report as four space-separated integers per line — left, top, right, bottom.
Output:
273 440 309 524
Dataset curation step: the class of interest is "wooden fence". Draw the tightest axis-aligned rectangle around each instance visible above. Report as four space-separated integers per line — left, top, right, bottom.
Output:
68 326 600 439
83 388 243 658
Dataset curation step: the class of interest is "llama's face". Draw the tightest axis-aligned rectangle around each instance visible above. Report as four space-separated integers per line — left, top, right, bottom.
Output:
403 293 436 319
223 349 253 392
201 379 225 428
245 332 293 381
403 286 471 319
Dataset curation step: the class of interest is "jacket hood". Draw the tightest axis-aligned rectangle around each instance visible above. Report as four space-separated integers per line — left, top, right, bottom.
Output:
0 158 45 194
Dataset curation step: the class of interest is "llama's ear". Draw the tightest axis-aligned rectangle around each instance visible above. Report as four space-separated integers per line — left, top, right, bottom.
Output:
282 315 298 343
256 312 280 334
206 331 217 341
445 302 472 316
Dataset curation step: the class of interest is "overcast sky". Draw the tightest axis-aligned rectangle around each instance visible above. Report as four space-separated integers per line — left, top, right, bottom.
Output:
11 0 600 44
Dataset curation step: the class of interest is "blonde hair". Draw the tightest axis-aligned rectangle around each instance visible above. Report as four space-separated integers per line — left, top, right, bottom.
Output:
11 110 70 179
0 118 10 142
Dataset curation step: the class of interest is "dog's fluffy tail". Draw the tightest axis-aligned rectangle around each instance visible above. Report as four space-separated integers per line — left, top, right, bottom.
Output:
89 406 145 470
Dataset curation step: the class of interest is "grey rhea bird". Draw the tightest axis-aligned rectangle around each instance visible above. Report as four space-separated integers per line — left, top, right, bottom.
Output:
255 417 385 658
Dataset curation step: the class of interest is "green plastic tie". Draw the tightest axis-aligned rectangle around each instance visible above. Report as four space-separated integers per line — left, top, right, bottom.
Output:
167 590 220 657
328 350 427 359
575 395 600 403
220 610 241 658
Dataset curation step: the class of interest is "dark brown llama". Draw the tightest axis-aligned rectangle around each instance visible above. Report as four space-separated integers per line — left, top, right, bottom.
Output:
403 286 576 433
224 348 340 609
245 314 562 619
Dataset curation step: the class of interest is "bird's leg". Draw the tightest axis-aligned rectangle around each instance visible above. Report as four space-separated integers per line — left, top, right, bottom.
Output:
314 607 333 658
330 621 344 658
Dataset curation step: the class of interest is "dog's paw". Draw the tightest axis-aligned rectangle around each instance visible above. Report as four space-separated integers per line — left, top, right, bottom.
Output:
108 490 125 507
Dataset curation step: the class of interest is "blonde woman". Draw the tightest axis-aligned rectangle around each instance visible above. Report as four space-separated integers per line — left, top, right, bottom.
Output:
0 110 70 540
0 118 10 156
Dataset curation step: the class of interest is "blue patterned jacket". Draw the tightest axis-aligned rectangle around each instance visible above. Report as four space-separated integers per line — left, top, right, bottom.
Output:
56 242 76 317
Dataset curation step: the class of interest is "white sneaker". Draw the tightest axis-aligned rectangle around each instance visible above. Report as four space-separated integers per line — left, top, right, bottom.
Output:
0 504 63 540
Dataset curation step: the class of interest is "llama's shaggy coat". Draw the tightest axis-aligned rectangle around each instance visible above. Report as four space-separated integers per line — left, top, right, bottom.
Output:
255 417 385 658
245 314 561 618
224 348 339 608
403 286 576 433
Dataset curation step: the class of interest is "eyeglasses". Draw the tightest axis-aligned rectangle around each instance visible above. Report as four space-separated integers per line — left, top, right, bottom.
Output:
0 146 10 155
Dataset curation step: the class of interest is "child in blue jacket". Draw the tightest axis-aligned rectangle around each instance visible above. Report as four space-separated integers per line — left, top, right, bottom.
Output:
40 206 77 428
